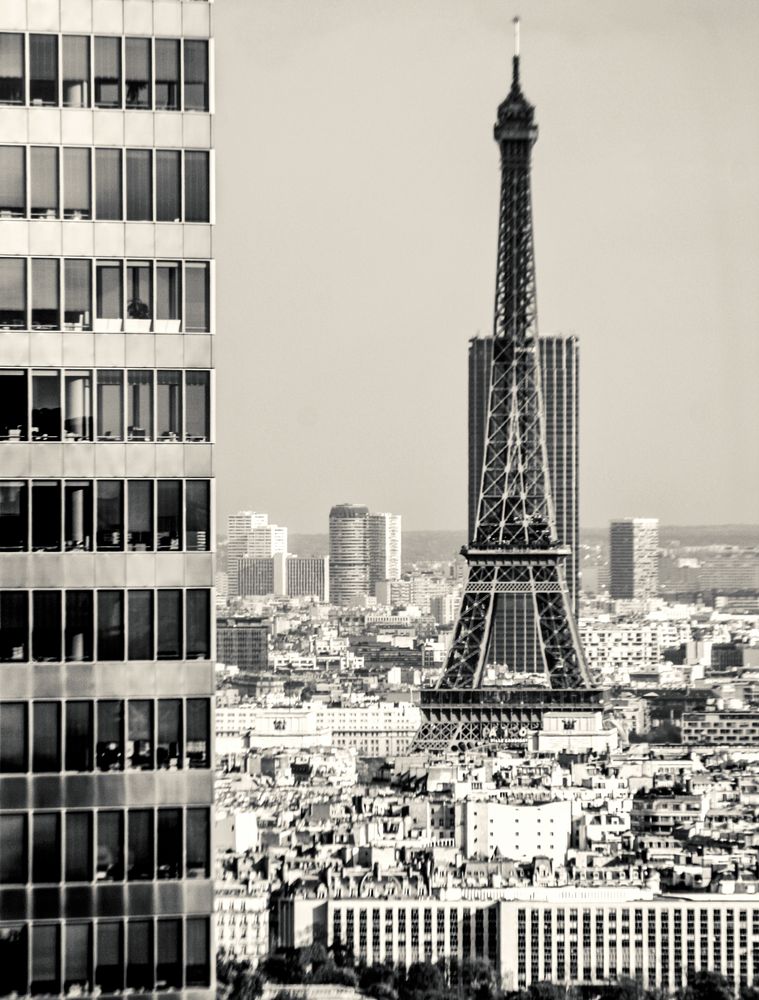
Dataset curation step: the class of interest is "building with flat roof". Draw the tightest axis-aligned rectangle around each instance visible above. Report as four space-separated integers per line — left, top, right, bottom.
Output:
610 518 659 600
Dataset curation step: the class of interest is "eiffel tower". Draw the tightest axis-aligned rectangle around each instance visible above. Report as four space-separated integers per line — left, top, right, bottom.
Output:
412 21 600 755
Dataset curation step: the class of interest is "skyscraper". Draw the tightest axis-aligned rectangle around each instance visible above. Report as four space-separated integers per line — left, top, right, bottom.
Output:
368 512 402 593
226 510 268 597
0 4 215 995
610 518 659 600
329 504 369 606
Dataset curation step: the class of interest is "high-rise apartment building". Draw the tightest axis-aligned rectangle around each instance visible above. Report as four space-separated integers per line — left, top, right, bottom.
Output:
237 553 329 603
329 503 369 606
0 3 215 995
246 523 287 559
226 511 268 597
610 517 659 600
285 555 329 602
368 512 401 593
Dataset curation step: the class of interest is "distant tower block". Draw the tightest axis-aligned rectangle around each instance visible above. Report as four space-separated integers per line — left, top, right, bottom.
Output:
610 518 659 600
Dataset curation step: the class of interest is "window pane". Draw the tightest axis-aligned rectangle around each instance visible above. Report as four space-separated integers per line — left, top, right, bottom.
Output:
0 33 24 105
155 38 179 110
65 589 94 661
186 918 210 987
96 923 123 993
0 702 27 772
157 370 182 440
157 480 181 551
0 925 27 994
125 37 150 109
64 147 91 219
185 262 209 332
157 590 182 659
95 36 121 108
186 808 209 878
96 480 123 549
31 924 60 994
33 591 62 661
0 146 25 217
128 480 153 550
0 590 28 662
97 370 124 440
0 481 28 551
33 812 61 883
95 148 122 220
128 700 153 770
128 590 153 660
126 150 152 221
31 146 59 218
126 260 152 319
63 36 90 108
156 261 181 322
96 260 123 320
157 699 181 770
30 35 58 106
97 701 123 772
32 257 60 329
32 481 61 550
32 370 61 440
0 814 26 883
65 481 94 552
127 920 153 990
185 481 209 552
156 151 180 224
64 370 93 440
0 258 26 329
186 698 210 768
32 702 61 772
184 40 208 111
65 813 92 882
157 808 181 879
0 369 27 440
186 590 210 660
185 371 210 441
65 701 93 772
157 918 182 989
64 260 92 330
185 151 209 223
97 810 123 879
127 371 153 442
64 922 91 993
98 590 124 660
127 808 153 879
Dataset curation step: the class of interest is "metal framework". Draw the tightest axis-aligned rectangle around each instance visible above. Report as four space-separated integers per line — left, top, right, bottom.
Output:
412 42 597 756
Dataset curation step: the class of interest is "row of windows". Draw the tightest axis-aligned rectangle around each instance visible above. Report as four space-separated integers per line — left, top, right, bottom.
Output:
0 917 211 995
0 145 210 222
0 368 210 442
0 588 211 663
0 258 210 332
0 478 210 553
0 697 211 774
0 33 209 112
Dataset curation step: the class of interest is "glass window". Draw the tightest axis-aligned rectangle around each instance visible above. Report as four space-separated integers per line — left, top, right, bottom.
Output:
184 40 209 111
156 151 180 222
127 920 153 990
96 923 123 993
65 482 93 551
0 33 24 105
157 918 182 989
127 371 153 441
64 261 92 331
185 262 210 332
157 261 181 323
32 370 61 440
95 36 121 108
30 146 59 218
155 39 180 110
32 591 62 661
64 923 91 994
65 813 92 882
63 147 91 219
126 150 152 222
64 370 93 440
0 146 26 217
65 701 93 772
157 589 182 659
31 924 60 995
127 480 153 550
30 35 58 106
126 260 152 319
157 370 182 440
0 481 28 551
0 925 26 994
157 699 181 770
186 590 210 659
98 590 124 661
32 812 61 883
157 481 182 551
127 808 154 880
186 698 210 768
0 258 26 329
185 481 210 552
0 702 27 772
97 370 124 440
96 260 123 320
62 36 89 108
32 480 61 550
95 148 122 220
128 700 153 770
0 813 26 883
157 808 182 879
186 371 210 441
186 808 210 878
186 918 210 987
0 369 27 440
97 810 123 880
32 258 60 329
125 37 150 109
128 590 153 660
96 480 123 550
96 701 123 773
32 702 60 772
0 590 28 662
65 589 94 661
184 150 209 222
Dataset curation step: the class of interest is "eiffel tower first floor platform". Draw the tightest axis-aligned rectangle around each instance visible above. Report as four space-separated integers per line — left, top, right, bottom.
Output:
411 686 603 755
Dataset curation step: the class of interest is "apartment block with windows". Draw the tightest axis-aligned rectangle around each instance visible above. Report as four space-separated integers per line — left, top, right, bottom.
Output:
0 1 215 996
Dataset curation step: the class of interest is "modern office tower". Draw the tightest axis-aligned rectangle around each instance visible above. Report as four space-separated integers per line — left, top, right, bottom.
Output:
368 512 402 594
329 504 369 606
0 3 215 996
246 523 287 559
610 518 660 600
285 555 329 602
237 556 276 598
226 511 268 598
237 554 329 602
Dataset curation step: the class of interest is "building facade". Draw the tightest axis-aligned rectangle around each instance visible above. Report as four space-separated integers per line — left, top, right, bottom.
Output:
226 511 267 598
610 518 660 600
0 1 215 995
217 618 269 673
329 503 369 607
367 512 401 594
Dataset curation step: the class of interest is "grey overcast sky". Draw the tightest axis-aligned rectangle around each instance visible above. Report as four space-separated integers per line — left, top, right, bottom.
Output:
214 0 759 534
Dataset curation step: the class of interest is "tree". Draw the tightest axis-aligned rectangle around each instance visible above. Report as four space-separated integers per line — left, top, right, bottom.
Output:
400 961 451 1000
216 949 264 1000
460 958 500 1000
678 972 733 1000
740 987 759 1000
260 948 306 984
527 985 570 1000
310 962 359 986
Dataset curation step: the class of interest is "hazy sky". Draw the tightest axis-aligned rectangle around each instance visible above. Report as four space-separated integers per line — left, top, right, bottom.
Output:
214 0 759 534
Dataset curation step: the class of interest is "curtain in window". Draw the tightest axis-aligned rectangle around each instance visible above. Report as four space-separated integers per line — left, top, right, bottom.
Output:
186 809 209 877
96 923 122 992
156 150 180 222
31 258 59 329
0 146 25 215
156 261 181 320
127 149 152 221
30 147 59 218
65 813 92 881
155 39 179 109
32 702 60 772
128 479 153 548
95 36 121 107
29 35 58 105
0 814 26 882
96 261 122 319
157 919 182 988
186 918 210 987
65 923 91 988
185 371 209 440
63 36 89 107
95 148 122 220
0 34 24 104
97 370 124 440
0 702 26 771
31 924 59 992
125 37 150 108
64 147 91 218
185 262 209 332
184 151 209 222
64 260 92 328
65 589 93 661
157 590 182 659
0 258 25 327
128 590 154 659
64 481 93 548
183 40 208 111
126 920 152 989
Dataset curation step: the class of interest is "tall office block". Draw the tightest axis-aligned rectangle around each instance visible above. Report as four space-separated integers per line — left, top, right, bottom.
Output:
610 518 659 600
368 512 401 594
286 556 329 602
329 504 369 606
0 3 215 995
246 523 287 559
226 511 267 598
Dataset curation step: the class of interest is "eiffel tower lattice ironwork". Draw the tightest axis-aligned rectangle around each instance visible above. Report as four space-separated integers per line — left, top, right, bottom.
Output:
412 23 599 756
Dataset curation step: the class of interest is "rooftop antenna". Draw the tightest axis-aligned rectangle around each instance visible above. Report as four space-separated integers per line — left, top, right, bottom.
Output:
511 16 521 88
513 15 520 57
